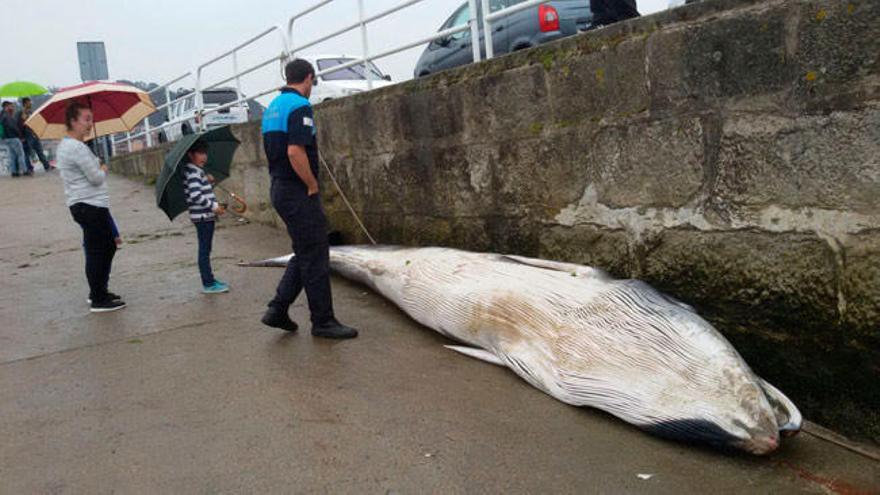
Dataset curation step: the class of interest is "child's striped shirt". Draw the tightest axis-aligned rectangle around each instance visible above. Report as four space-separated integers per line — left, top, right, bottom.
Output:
182 163 217 222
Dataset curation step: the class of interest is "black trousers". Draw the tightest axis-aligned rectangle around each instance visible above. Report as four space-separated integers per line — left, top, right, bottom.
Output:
70 203 117 303
269 179 334 325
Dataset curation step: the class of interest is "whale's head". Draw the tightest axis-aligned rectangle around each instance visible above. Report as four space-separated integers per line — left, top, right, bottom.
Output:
637 359 785 455
556 280 801 455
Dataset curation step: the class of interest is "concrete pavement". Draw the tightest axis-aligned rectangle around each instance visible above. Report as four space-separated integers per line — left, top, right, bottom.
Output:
1 171 878 494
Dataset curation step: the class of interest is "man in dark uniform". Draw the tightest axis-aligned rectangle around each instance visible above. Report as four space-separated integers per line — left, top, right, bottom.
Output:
259 59 358 339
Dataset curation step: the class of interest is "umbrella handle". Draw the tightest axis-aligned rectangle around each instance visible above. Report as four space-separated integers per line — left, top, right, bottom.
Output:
215 185 247 215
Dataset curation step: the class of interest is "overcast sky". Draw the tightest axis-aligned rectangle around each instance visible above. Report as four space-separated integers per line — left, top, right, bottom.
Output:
2 0 670 100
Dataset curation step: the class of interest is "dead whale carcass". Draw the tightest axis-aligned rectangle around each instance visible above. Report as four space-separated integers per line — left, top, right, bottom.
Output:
245 245 802 454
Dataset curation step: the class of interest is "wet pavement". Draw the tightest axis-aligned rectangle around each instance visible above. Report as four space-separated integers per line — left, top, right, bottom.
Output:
1 171 878 494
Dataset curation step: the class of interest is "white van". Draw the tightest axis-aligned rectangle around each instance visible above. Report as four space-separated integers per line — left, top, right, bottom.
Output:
161 88 249 142
298 55 394 104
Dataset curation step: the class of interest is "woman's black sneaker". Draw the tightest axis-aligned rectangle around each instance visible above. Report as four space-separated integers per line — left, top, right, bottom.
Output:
90 299 127 313
87 292 122 304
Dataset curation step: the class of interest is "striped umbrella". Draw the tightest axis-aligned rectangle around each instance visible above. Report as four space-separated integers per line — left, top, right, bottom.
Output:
24 81 156 140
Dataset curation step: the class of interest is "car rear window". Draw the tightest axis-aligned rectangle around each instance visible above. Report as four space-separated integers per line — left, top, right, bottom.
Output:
203 91 238 105
317 58 384 81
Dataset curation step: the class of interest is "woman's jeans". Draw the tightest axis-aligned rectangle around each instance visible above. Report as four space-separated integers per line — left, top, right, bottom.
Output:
70 203 117 303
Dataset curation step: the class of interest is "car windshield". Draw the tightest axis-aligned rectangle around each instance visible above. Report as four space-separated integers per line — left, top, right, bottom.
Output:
203 91 238 106
447 5 470 27
443 0 506 31
317 59 384 81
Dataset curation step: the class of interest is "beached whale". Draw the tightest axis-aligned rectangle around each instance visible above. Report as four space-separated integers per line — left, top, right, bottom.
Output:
244 245 802 454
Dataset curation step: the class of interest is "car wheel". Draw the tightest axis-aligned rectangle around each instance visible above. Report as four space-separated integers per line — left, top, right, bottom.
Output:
323 98 333 103
418 72 430 78
513 44 532 52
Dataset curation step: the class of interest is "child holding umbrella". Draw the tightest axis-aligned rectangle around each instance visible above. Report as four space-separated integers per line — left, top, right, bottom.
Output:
182 140 230 294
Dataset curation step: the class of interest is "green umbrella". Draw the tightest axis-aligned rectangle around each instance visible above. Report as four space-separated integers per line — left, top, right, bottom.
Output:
156 126 241 221
0 81 48 98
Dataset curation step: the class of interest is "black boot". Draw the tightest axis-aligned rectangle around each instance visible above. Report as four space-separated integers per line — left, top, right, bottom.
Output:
312 318 358 339
261 306 299 332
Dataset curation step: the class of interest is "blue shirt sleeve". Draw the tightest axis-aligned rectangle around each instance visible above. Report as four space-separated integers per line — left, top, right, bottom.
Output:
286 106 315 146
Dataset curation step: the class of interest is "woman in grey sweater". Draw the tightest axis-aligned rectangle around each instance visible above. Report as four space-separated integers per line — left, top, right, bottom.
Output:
56 102 125 313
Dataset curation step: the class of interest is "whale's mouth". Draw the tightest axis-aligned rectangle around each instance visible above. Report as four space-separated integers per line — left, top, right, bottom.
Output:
642 419 742 451
642 418 787 455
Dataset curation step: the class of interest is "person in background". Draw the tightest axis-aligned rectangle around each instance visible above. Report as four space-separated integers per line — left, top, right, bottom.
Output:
0 101 29 177
18 97 53 171
182 140 230 294
57 101 126 313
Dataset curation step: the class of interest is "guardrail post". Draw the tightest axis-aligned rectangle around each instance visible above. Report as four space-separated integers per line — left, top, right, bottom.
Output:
277 26 291 80
357 0 373 90
232 50 243 103
480 0 494 59
164 86 173 141
195 73 205 133
468 0 481 63
126 133 132 153
144 116 153 147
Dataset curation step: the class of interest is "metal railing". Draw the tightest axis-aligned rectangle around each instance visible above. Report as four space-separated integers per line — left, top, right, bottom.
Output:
114 0 550 152
118 72 194 153
194 25 291 132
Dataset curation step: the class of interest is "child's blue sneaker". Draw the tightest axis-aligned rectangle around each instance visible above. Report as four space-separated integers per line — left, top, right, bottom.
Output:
202 281 230 294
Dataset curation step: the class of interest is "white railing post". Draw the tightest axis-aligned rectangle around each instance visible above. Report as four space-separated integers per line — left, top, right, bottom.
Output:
232 50 243 103
357 0 373 90
277 25 291 77
164 86 173 141
481 0 494 59
144 116 152 147
195 73 205 133
126 133 132 153
468 0 481 63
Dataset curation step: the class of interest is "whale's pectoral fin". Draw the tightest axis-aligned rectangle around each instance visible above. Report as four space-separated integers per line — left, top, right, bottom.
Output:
444 345 505 367
238 254 295 267
499 255 609 280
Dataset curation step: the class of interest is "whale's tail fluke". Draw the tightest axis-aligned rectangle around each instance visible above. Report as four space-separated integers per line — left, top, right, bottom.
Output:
238 254 294 268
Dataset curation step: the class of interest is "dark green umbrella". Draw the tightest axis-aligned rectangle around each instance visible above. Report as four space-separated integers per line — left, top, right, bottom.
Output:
155 126 241 221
